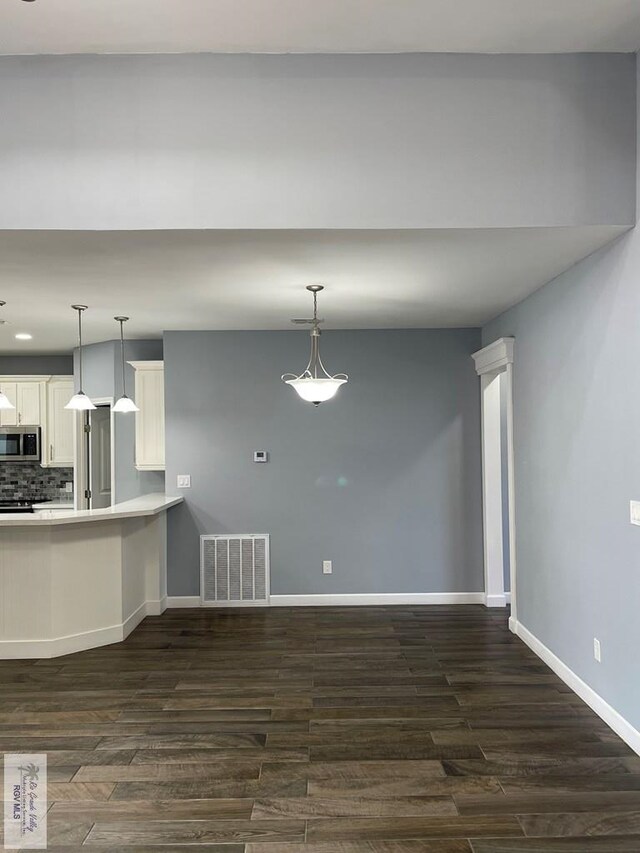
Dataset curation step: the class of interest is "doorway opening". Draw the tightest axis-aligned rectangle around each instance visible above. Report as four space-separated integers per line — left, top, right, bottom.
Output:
472 338 516 621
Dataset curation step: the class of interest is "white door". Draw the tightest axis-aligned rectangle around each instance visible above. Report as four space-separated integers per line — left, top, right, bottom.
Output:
90 405 112 509
0 383 17 426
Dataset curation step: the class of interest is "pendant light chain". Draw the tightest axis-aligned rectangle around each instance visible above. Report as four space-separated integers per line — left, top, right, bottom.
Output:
65 305 96 410
119 318 126 396
281 285 348 405
77 308 84 393
113 316 139 413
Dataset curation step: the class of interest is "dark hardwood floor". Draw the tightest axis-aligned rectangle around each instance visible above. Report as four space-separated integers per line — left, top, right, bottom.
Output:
1 605 639 851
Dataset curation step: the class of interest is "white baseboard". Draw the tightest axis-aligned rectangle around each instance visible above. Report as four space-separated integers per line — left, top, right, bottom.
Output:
270 593 485 606
146 597 166 616
0 623 123 659
0 599 159 660
484 593 508 608
505 592 512 604
166 592 485 608
166 595 201 608
122 601 149 637
513 619 640 757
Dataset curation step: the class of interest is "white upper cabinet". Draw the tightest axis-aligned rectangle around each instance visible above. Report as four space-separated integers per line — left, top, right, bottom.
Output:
17 382 42 426
0 382 17 426
0 376 75 468
130 361 165 471
0 380 44 427
46 378 75 467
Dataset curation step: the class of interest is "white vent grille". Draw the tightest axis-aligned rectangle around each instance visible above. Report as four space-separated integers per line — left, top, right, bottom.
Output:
200 535 270 606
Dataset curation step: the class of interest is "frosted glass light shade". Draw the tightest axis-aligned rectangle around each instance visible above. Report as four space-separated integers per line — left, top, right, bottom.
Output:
0 392 15 410
113 395 139 413
65 391 96 411
285 377 347 404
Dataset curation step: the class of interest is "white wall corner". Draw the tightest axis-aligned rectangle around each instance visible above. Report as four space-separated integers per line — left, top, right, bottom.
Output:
472 337 515 376
513 619 640 757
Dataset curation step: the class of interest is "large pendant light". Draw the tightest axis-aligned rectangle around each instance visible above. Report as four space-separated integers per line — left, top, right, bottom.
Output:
281 285 347 406
65 305 96 411
113 316 139 413
0 301 16 411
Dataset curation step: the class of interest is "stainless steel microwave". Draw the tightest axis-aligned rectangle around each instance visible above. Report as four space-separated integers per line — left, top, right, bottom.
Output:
0 426 41 462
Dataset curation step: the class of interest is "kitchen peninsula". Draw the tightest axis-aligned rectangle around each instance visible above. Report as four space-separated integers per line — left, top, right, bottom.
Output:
0 494 182 658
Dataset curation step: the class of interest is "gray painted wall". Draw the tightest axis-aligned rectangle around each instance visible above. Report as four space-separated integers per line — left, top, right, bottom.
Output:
77 339 165 502
164 329 483 597
0 355 73 375
482 59 640 729
0 53 635 230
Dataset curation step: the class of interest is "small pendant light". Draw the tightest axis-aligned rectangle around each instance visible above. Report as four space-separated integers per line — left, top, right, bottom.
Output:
113 316 139 413
281 285 348 406
0 301 16 411
65 305 96 410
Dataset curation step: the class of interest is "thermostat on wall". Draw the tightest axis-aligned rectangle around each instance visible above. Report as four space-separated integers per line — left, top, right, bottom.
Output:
254 451 268 463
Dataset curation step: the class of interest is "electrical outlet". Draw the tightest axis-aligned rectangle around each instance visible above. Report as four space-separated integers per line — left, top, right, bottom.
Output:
65 482 73 493
630 500 640 526
593 638 601 663
323 560 332 575
177 474 191 489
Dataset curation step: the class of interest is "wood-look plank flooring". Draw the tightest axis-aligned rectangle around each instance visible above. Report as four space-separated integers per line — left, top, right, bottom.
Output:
1 605 639 851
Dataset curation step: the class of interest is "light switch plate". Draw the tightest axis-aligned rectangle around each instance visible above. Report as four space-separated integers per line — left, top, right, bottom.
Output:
630 500 640 526
323 560 332 575
593 637 601 663
177 474 191 489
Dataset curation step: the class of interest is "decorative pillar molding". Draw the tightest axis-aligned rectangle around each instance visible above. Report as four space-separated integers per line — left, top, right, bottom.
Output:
472 337 516 620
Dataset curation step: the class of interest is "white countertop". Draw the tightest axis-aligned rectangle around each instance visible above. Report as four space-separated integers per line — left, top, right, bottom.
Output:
32 501 75 510
0 494 183 527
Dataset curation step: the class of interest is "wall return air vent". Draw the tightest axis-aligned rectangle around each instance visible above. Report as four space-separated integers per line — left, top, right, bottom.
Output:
200 534 270 606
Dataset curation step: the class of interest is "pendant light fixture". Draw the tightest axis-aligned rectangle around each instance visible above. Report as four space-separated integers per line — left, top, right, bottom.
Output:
0 302 16 411
281 285 347 406
65 305 96 411
113 316 139 413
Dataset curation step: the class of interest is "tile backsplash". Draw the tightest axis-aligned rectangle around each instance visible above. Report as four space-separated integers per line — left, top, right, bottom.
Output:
0 462 73 502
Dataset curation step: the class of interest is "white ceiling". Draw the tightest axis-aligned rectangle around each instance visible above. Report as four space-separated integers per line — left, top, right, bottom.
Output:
2 0 640 55
0 227 625 354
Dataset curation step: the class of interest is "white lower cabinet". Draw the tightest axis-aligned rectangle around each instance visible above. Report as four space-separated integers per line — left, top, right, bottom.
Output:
130 361 165 471
46 378 75 467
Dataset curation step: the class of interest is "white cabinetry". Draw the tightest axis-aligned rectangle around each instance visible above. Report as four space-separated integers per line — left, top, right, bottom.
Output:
46 378 75 467
130 361 165 471
0 382 17 426
17 382 42 425
0 380 44 427
0 375 75 468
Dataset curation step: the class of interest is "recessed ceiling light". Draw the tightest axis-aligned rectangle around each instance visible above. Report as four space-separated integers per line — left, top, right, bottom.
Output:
15 333 33 340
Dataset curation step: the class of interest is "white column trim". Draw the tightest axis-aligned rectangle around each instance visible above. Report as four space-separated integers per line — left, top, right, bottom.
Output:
472 337 516 614
472 336 514 376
